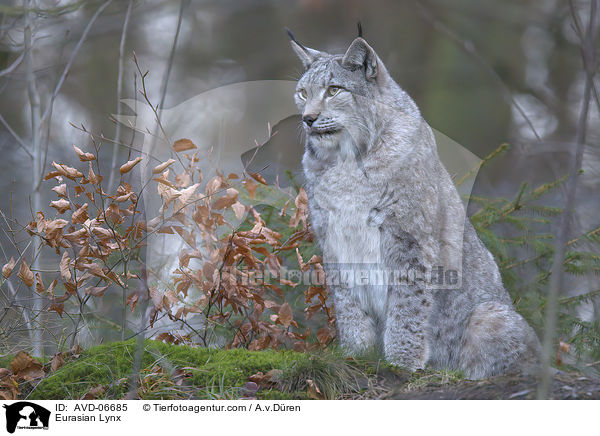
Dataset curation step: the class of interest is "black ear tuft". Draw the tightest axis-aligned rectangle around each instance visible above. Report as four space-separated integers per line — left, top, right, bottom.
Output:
287 28 324 70
285 27 306 50
357 21 363 38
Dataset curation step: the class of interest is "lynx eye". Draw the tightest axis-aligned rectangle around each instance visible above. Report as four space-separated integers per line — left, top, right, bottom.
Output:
327 86 342 97
297 89 307 101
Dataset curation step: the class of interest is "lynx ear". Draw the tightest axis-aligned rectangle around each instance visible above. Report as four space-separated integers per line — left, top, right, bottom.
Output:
342 37 378 80
287 28 323 69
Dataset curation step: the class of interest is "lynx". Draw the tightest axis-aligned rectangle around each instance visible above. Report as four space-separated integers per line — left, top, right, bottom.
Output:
289 32 540 379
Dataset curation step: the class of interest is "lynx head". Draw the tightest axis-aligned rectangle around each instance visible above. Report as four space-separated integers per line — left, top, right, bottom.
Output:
288 31 418 160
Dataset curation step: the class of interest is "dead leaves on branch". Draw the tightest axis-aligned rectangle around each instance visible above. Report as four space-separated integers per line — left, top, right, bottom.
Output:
50 161 84 180
153 158 176 174
72 144 95 162
120 157 143 174
2 256 15 278
27 138 334 355
173 138 197 152
17 261 34 287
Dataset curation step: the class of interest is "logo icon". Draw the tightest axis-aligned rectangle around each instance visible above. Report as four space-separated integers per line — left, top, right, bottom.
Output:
3 402 50 433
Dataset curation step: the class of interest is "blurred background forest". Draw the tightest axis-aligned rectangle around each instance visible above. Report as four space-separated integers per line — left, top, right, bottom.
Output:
0 0 599 390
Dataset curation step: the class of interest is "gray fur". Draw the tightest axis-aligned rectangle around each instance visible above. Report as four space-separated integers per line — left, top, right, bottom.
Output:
291 36 540 379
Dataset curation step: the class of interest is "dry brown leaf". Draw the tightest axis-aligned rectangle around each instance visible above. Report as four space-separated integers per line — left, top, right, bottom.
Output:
10 351 44 380
2 256 15 278
290 187 308 228
88 162 99 185
278 302 293 328
52 183 68 198
49 303 64 317
152 158 176 174
126 292 139 311
317 327 335 345
212 188 239 210
231 201 246 220
249 172 267 184
559 340 571 353
82 262 108 279
85 286 108 297
71 203 88 224
51 353 64 372
81 384 105 400
92 226 113 239
177 183 200 208
44 170 62 181
60 252 71 282
0 370 20 400
50 198 71 214
175 171 191 188
173 138 197 152
17 261 34 287
46 278 58 298
244 178 257 198
120 156 143 174
114 192 134 203
157 183 182 209
205 176 223 197
52 161 83 179
73 144 95 161
44 219 68 240
296 248 308 272
34 273 45 294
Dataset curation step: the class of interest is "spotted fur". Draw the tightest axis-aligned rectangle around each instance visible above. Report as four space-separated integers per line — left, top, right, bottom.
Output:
290 34 540 378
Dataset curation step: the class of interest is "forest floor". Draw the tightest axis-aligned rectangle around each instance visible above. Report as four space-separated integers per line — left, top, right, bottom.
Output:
380 370 600 400
2 340 599 400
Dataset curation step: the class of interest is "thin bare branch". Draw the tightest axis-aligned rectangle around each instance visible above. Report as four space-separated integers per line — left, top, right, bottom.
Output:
538 0 598 399
415 1 542 141
24 0 43 357
0 51 24 77
38 0 113 127
0 112 33 158
107 0 134 193
158 0 189 112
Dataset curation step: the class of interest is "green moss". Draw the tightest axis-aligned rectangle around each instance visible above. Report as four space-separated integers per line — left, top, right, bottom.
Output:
0 354 14 369
29 340 313 400
25 340 469 400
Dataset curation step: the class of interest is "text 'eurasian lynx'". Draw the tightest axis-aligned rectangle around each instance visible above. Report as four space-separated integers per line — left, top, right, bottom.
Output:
289 32 540 379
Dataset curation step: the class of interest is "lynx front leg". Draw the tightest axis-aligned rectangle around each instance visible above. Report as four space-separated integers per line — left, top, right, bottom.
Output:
383 285 431 371
331 285 377 355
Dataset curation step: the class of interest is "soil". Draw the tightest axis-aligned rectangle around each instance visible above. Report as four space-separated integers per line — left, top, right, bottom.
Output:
385 371 600 400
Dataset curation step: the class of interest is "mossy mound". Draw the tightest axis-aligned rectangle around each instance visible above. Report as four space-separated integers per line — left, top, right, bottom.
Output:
27 340 361 400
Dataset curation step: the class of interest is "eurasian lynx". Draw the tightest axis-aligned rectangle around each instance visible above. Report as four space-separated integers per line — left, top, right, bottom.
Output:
289 32 540 379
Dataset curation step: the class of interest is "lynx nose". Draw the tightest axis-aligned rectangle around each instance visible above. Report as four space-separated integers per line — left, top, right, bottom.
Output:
302 113 319 127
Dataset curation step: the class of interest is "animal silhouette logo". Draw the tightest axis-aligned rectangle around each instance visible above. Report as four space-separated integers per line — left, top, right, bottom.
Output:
3 402 50 433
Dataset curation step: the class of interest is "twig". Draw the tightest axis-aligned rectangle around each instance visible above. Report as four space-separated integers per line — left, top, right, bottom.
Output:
538 0 598 400
0 51 24 77
107 0 134 193
38 0 113 128
415 1 542 141
158 0 189 112
24 0 43 357
455 143 508 186
0 112 32 158
146 0 189 162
